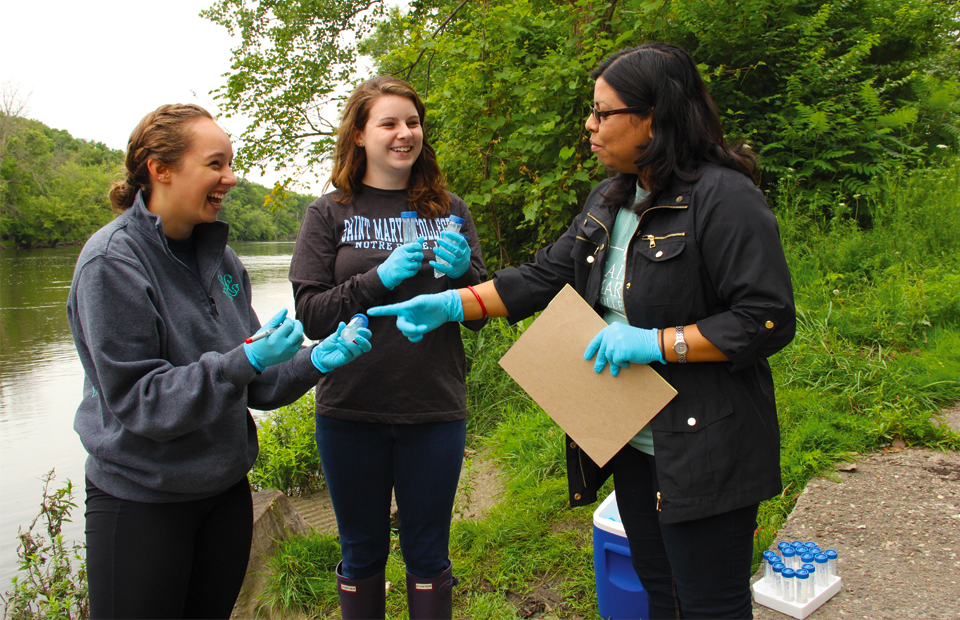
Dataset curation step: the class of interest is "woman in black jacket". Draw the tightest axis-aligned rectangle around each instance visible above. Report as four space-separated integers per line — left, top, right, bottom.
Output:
370 43 796 619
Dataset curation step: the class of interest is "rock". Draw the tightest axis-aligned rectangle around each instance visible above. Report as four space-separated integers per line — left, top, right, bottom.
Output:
231 490 311 620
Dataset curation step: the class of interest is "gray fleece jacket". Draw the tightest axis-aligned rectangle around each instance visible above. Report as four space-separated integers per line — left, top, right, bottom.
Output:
67 194 321 503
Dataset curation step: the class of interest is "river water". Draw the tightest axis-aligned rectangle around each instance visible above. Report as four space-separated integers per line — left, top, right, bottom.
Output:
0 241 299 589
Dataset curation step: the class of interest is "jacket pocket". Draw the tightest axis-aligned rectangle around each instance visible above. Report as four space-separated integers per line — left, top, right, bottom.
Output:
650 397 741 500
632 233 692 306
570 213 607 266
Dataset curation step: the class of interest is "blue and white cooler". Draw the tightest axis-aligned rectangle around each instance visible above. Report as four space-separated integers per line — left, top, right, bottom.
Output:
593 491 648 620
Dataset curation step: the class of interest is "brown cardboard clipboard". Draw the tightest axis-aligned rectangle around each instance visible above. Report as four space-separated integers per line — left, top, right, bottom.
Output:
498 284 677 467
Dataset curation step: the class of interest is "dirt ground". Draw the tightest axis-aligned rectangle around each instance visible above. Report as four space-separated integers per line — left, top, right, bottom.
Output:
287 405 960 620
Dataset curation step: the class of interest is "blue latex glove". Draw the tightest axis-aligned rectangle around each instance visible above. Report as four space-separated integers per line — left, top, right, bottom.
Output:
367 289 463 343
244 309 305 372
429 231 471 279
584 323 665 377
311 322 373 373
377 237 425 289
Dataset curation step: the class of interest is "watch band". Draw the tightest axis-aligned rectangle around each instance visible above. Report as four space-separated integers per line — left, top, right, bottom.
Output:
673 325 688 363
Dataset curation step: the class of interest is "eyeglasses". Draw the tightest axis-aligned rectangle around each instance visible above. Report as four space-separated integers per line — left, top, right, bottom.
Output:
589 105 651 123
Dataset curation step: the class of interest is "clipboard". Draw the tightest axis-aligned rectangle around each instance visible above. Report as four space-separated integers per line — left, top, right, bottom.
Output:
498 284 677 466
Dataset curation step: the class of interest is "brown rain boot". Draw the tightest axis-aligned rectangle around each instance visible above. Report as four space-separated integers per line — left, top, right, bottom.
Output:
336 561 386 619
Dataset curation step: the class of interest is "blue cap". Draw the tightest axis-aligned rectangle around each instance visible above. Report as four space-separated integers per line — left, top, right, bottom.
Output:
802 564 816 572
449 214 465 225
401 211 417 218
782 568 796 578
772 563 785 574
348 313 369 328
804 542 818 548
763 551 777 561
801 553 815 563
815 554 828 564
825 549 839 560
782 547 795 557
796 569 810 579
791 541 805 548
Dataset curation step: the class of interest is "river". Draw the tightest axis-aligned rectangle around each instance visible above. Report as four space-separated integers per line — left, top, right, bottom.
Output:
0 241 300 589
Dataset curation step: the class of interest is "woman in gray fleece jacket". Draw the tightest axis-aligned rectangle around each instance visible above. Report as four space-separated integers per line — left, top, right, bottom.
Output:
67 104 371 620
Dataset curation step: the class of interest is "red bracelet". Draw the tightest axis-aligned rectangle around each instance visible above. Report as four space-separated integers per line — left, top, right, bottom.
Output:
466 285 488 319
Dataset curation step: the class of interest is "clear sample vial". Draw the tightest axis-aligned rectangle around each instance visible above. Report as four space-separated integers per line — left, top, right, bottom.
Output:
401 211 418 245
781 546 796 569
814 554 829 587
825 549 839 578
763 552 777 586
772 562 785 597
795 570 810 603
433 215 466 278
782 568 796 602
341 314 368 344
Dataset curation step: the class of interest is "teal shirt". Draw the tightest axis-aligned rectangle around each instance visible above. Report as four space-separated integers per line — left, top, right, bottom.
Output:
599 185 655 455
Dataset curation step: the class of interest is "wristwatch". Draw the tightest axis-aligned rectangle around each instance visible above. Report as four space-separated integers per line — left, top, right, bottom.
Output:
673 326 688 363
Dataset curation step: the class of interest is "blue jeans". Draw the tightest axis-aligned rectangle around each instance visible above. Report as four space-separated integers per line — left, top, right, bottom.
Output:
612 446 758 619
315 416 466 580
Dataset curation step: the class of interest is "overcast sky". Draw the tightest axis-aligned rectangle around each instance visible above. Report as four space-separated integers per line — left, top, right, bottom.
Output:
1 0 342 192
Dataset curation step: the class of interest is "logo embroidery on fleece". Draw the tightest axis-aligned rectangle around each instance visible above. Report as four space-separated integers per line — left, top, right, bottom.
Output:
218 274 241 298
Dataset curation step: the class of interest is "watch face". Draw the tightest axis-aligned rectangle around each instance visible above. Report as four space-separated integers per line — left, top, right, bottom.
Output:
675 342 689 354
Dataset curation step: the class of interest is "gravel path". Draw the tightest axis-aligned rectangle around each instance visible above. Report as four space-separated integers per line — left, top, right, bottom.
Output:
751 403 960 620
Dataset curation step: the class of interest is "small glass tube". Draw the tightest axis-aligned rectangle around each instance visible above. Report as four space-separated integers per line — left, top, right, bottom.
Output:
814 554 829 587
340 314 368 344
401 211 418 244
825 549 839 578
433 215 465 278
800 552 815 567
781 546 796 570
782 568 796 602
763 552 778 586
795 570 810 603
772 562 785 597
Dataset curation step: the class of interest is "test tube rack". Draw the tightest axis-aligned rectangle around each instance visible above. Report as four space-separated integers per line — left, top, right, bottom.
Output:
752 574 842 619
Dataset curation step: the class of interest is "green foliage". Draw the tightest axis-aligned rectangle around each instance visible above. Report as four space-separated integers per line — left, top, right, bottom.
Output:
208 0 960 266
1 114 121 249
249 391 325 496
261 534 342 618
2 471 88 620
219 179 314 241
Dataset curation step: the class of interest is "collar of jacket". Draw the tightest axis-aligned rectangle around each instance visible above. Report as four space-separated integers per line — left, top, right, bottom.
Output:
125 191 231 290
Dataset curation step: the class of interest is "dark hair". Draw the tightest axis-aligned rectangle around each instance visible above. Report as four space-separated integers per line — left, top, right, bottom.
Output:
591 42 758 212
327 76 449 218
108 104 214 213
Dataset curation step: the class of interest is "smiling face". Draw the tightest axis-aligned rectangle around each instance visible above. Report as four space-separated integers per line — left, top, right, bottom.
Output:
586 76 653 177
148 117 237 239
356 94 424 189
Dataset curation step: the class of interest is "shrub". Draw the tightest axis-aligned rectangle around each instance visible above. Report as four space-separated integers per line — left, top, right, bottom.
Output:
250 391 324 496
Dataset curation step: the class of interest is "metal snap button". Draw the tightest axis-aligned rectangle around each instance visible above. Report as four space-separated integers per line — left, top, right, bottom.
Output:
625 282 631 289
765 320 774 329
570 441 577 449
676 195 683 202
687 417 697 426
574 493 582 501
656 250 663 258
586 255 595 264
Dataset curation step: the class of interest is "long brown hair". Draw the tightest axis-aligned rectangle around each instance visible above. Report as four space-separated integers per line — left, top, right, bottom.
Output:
108 104 214 213
327 76 449 218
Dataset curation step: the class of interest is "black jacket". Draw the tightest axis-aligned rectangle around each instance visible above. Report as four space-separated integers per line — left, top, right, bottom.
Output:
494 164 796 523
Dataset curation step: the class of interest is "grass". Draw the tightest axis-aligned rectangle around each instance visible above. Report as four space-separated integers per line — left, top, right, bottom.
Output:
258 158 960 618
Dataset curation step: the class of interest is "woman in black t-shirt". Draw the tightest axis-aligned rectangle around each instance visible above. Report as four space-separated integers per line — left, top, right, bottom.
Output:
288 76 487 620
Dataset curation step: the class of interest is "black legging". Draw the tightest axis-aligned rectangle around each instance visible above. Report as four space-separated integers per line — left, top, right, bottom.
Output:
84 477 253 619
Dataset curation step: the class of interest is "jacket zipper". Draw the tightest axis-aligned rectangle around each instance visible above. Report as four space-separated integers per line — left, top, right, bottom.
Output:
641 232 686 248
637 204 688 232
656 492 661 512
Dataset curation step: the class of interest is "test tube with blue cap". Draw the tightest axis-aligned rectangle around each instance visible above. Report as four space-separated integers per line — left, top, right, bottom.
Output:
434 215 466 278
814 553 829 587
782 568 796 602
401 211 418 244
341 314 369 345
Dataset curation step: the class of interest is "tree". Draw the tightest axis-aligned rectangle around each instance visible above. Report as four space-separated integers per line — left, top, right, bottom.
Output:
206 0 960 265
